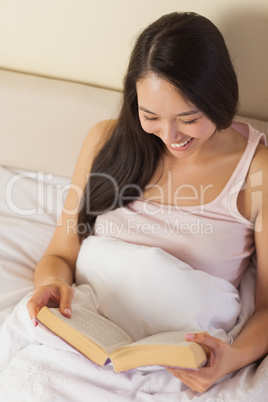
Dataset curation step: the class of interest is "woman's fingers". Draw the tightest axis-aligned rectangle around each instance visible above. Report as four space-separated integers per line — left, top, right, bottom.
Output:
59 285 74 317
167 332 231 392
26 287 56 320
26 282 74 322
26 298 39 322
185 332 217 354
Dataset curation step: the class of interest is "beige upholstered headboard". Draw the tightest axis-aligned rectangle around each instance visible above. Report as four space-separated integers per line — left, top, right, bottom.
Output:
0 69 122 177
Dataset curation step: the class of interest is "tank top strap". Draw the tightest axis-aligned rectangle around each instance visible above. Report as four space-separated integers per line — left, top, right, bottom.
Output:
228 124 266 189
222 123 266 223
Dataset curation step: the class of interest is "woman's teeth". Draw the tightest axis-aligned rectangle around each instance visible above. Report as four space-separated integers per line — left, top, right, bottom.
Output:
171 138 191 148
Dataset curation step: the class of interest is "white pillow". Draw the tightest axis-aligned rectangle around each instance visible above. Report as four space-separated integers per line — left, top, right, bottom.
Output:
76 236 241 342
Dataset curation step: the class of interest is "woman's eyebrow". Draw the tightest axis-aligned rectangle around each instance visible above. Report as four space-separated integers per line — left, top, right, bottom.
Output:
138 106 200 116
176 109 200 117
138 106 157 115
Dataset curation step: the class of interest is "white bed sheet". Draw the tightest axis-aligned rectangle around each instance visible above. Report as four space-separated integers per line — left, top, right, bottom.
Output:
1 116 268 401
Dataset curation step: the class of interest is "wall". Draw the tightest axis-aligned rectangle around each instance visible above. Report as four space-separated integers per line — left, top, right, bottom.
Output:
0 0 267 120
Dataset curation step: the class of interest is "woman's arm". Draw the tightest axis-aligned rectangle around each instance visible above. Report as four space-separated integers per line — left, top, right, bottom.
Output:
168 145 268 392
27 120 117 321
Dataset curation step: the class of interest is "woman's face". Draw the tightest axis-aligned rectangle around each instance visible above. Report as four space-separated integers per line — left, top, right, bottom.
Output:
136 73 217 159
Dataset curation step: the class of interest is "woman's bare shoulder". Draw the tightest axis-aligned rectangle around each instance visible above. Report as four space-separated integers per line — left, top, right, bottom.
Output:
88 119 118 137
70 119 118 188
79 119 117 165
84 119 118 156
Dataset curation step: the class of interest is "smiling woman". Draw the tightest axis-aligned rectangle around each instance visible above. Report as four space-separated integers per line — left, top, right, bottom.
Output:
24 11 268 395
77 12 239 238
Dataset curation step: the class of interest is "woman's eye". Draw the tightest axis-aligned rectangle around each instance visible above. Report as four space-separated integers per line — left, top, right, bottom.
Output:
183 119 198 125
144 115 158 122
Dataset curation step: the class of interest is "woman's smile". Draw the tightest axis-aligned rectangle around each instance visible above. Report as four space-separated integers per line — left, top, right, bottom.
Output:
169 137 193 150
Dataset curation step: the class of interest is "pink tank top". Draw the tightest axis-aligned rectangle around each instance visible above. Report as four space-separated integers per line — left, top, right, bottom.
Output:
95 122 266 287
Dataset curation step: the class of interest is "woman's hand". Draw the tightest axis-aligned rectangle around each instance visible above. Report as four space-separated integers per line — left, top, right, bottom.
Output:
27 279 74 326
166 332 236 393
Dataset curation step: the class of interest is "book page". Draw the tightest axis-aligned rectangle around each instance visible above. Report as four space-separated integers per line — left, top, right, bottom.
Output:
128 330 201 347
51 307 133 352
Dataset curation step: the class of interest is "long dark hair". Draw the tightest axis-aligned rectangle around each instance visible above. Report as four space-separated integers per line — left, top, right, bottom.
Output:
77 12 238 241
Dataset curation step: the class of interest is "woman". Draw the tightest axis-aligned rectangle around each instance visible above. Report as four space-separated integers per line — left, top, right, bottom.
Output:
27 12 268 392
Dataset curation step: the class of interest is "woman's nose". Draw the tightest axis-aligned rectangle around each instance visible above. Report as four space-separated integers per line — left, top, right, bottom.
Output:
161 121 178 143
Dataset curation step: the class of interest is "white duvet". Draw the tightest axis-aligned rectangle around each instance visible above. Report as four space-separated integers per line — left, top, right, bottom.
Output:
0 165 268 402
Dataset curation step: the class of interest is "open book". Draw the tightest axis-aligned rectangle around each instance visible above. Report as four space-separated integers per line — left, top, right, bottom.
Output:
36 306 208 372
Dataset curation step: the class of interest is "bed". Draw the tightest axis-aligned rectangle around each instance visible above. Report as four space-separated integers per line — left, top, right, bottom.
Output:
0 68 268 401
